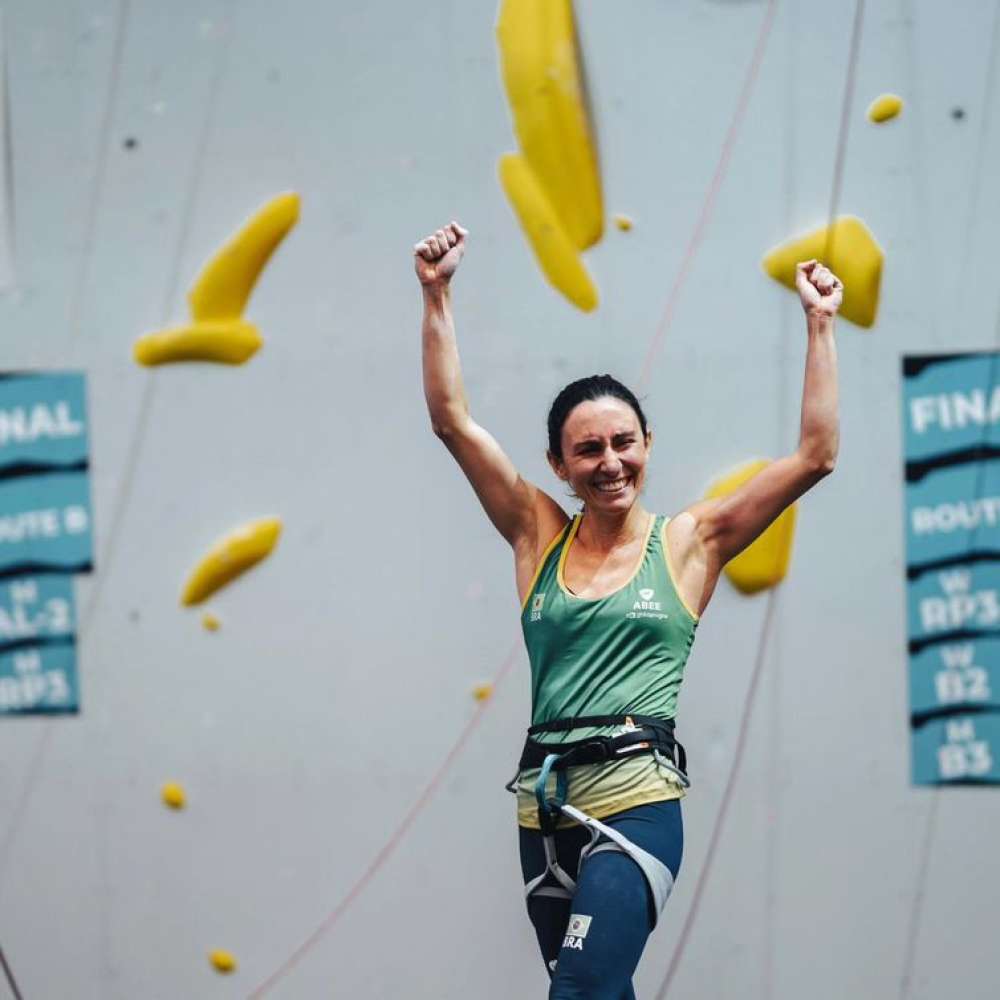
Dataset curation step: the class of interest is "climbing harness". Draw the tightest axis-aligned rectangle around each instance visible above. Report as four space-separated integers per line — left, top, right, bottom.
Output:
512 714 689 926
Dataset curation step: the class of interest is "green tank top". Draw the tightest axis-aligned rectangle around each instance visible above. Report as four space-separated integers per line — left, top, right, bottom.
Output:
521 512 699 743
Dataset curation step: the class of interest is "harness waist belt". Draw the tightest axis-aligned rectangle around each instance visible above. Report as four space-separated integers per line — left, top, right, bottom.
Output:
518 714 686 775
527 713 674 735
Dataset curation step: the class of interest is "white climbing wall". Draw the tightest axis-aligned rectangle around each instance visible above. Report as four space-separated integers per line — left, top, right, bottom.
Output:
1 1 1000 998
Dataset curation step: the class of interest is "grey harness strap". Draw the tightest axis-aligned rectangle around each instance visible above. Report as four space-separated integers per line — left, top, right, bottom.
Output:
561 804 675 921
524 803 675 927
524 832 577 901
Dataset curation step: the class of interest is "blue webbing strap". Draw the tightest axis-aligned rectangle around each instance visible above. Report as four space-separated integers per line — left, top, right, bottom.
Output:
534 752 568 829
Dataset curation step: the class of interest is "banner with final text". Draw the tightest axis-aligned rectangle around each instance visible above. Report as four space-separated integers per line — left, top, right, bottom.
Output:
902 352 1000 783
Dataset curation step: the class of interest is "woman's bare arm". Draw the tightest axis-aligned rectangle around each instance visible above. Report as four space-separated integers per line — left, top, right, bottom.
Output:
416 223 567 572
668 260 842 614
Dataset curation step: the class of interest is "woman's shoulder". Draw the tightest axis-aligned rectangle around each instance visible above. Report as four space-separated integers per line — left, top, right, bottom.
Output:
660 508 698 543
532 491 573 548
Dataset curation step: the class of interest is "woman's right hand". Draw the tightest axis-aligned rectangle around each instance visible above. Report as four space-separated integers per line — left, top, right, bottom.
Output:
795 259 843 318
414 221 468 288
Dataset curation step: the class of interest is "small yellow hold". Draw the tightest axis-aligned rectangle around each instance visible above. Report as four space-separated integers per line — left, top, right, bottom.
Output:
761 215 884 328
499 153 598 312
867 93 903 123
201 612 221 632
182 517 282 606
705 460 797 595
472 683 494 703
209 950 236 974
161 782 186 810
613 214 633 232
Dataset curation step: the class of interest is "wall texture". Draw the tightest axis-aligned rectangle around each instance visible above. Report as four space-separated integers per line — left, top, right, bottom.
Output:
1 1 999 998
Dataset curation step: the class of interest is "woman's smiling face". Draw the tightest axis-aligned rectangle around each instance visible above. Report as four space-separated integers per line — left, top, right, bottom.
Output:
549 396 651 512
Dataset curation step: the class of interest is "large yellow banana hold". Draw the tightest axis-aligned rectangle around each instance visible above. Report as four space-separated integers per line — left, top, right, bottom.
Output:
181 517 282 606
499 154 598 312
496 0 602 250
133 318 261 366
134 193 300 366
188 192 300 320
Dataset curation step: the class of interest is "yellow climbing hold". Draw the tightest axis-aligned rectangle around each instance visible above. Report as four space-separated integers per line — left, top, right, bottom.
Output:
496 0 602 251
495 0 602 311
867 93 903 123
181 517 282 606
161 782 186 810
201 612 221 632
472 683 494 703
209 950 236 974
188 193 299 319
499 154 598 312
133 318 261 366
134 192 300 365
613 214 634 232
705 460 797 595
761 215 884 328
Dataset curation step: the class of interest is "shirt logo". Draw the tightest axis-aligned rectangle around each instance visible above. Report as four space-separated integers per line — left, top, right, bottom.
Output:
628 587 668 620
530 593 546 622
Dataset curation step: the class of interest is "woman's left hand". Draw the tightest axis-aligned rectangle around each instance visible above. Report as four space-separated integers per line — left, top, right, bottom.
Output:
795 260 843 317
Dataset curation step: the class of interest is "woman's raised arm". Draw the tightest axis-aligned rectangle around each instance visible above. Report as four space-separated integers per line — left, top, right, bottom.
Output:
416 222 567 562
667 260 842 615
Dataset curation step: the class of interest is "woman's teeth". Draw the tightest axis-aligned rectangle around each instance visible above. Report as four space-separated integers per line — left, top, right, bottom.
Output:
595 477 629 493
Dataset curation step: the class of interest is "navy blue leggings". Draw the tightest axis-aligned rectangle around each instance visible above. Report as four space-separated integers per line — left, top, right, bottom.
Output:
518 800 683 1000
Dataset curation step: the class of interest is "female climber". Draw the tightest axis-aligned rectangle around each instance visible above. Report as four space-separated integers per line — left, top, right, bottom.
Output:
414 220 841 1000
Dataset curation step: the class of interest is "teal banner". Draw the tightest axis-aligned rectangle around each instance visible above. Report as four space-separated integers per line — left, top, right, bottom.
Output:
0 642 78 714
903 352 1000 784
910 637 1000 718
912 712 1000 784
904 460 1000 564
0 372 89 471
902 354 1000 463
906 563 1000 646
0 372 91 718
0 575 75 647
0 575 78 714
0 471 93 574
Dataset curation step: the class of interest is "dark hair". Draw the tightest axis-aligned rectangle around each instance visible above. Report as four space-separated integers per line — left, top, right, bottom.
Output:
546 374 649 461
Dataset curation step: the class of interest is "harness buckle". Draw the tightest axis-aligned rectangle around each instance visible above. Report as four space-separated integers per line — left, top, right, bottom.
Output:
573 737 615 765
